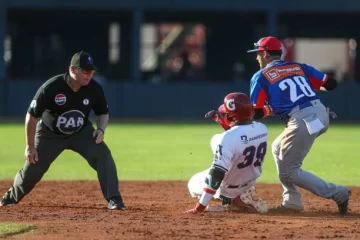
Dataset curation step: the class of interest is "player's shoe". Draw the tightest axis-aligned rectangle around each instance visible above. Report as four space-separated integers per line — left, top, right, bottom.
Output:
269 204 303 214
107 196 126 210
0 190 16 207
231 187 268 213
337 190 351 216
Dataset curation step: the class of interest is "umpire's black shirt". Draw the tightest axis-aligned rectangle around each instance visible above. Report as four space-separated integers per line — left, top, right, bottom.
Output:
27 73 108 135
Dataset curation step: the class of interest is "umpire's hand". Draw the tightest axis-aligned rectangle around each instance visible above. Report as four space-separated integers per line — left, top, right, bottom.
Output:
25 145 38 164
93 128 104 144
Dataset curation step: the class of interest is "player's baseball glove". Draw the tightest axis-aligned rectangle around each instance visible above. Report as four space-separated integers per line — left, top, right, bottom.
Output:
205 110 230 130
205 110 222 121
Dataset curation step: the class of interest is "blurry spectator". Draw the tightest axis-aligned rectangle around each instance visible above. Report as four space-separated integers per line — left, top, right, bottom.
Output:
165 51 207 82
186 52 206 81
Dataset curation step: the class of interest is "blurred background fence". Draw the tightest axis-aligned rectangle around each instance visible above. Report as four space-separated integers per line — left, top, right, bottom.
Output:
1 0 360 120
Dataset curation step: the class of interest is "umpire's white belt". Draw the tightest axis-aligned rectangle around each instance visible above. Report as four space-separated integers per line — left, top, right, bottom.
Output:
288 99 322 117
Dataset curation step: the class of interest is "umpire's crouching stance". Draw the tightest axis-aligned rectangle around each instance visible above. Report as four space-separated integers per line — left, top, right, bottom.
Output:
0 51 125 210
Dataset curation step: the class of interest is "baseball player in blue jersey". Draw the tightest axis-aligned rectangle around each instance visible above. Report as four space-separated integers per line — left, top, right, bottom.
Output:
247 36 350 215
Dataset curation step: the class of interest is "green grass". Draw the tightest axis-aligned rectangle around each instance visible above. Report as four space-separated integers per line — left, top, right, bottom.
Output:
0 123 359 185
0 223 35 237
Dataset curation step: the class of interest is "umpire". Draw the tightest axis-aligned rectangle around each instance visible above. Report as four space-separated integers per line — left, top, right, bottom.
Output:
0 51 125 210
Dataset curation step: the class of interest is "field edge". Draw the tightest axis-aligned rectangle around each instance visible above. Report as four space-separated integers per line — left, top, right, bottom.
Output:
0 222 36 238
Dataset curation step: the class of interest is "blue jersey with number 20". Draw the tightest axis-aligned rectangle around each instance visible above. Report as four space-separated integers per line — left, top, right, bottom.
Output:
250 60 328 121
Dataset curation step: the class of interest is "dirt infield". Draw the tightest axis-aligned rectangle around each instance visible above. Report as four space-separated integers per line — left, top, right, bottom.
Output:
0 181 359 240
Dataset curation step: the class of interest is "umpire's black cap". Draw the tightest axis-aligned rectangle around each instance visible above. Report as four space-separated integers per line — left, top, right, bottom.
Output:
70 51 99 71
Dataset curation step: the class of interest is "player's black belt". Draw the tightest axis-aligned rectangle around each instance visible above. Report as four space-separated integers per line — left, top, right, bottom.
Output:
227 183 249 189
288 100 320 117
298 101 314 110
284 100 319 124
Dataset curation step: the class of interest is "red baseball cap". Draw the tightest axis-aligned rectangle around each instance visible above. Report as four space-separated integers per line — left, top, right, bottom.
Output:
247 36 283 53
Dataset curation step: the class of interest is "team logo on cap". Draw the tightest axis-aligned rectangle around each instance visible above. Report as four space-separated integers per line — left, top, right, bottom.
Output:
226 99 236 111
83 99 89 105
29 100 37 109
55 94 67 105
88 56 93 64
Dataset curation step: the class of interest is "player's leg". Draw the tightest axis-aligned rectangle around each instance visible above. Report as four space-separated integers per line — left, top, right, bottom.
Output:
187 168 211 198
67 124 125 210
278 105 350 211
188 134 223 199
1 122 66 206
272 130 304 210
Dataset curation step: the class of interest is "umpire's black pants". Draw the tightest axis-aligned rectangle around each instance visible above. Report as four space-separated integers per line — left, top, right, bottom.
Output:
8 121 121 204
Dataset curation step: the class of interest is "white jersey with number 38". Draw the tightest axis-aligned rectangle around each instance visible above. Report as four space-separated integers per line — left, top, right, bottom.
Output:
211 122 268 188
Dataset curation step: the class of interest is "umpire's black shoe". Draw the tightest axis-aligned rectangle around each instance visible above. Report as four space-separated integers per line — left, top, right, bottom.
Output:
108 196 126 210
0 191 16 207
338 190 351 216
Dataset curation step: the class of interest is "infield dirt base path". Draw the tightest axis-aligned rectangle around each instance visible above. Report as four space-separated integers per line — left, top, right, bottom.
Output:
0 181 359 240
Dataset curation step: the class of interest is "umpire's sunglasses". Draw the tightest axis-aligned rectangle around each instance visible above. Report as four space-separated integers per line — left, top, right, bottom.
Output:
74 67 95 75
